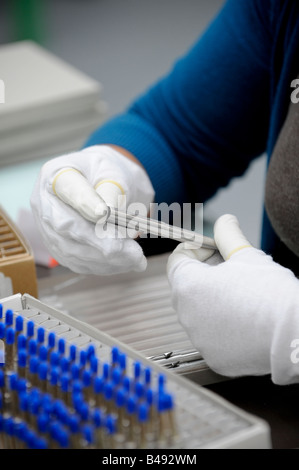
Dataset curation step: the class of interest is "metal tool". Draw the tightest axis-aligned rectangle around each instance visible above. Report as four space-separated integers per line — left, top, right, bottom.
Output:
107 207 217 251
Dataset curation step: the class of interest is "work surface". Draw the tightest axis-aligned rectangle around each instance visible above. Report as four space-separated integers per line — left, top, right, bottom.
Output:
36 254 299 450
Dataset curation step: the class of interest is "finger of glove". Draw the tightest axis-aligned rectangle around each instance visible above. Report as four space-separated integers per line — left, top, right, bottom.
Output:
214 214 253 260
36 213 147 275
53 169 108 223
167 242 215 277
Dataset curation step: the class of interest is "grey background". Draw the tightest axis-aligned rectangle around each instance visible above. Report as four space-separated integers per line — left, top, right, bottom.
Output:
0 0 267 247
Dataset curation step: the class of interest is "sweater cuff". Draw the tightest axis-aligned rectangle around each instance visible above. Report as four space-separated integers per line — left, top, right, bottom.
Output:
83 113 186 205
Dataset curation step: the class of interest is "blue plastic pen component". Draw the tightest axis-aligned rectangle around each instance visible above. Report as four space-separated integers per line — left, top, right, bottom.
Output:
18 349 27 377
158 373 165 390
15 315 24 333
50 367 59 389
60 357 70 373
26 321 35 339
35 437 48 449
135 381 145 401
112 367 121 387
5 309 13 327
48 332 56 350
105 415 117 435
93 408 103 428
37 413 49 435
6 327 15 345
146 388 154 407
58 338 65 356
82 424 94 446
127 396 137 415
0 304 3 321
119 353 126 372
102 363 110 380
38 362 49 392
133 361 142 381
86 344 95 361
78 401 89 422
115 388 126 409
68 344 77 362
82 369 92 388
71 363 80 381
93 376 104 407
29 356 39 386
3 416 15 440
28 338 37 356
0 323 5 339
57 427 69 449
19 392 29 415
9 372 18 391
37 327 45 345
15 421 27 447
0 370 4 388
60 373 71 397
39 345 49 362
17 334 27 352
17 378 27 395
111 346 119 365
79 350 87 370
144 367 152 386
50 351 60 368
138 402 149 423
69 414 80 434
71 379 83 397
123 376 131 394
90 356 98 375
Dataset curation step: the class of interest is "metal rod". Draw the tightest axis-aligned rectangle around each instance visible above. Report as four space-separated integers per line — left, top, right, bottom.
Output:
107 208 217 251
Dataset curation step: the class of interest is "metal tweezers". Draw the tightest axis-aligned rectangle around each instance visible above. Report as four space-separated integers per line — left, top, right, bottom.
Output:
106 207 217 250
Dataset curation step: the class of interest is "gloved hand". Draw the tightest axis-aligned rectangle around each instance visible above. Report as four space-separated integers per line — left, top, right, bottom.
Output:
167 214 299 385
30 145 155 275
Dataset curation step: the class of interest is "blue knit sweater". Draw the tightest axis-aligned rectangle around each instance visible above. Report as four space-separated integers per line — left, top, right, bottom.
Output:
84 0 299 269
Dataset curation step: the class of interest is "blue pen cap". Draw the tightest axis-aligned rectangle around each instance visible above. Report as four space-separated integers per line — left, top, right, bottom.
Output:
9 372 18 391
127 396 137 415
49 367 59 386
27 321 34 338
111 346 119 364
112 367 121 386
104 381 113 401
15 315 24 332
48 332 56 349
0 304 3 321
39 345 48 362
37 327 45 344
115 388 126 408
86 344 95 360
0 323 5 339
37 413 49 433
38 362 48 381
28 338 37 356
82 369 91 387
50 351 59 367
90 356 98 375
138 402 149 423
6 327 15 345
119 353 126 371
69 344 77 362
134 361 141 380
5 309 13 326
106 415 117 435
94 376 104 394
79 350 87 368
70 363 80 380
93 408 103 428
29 356 39 374
0 370 4 387
60 357 70 373
58 338 65 355
18 349 27 368
61 373 70 393
82 424 94 444
69 414 80 434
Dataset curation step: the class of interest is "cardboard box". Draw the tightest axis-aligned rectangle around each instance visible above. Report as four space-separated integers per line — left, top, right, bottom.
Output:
0 207 38 298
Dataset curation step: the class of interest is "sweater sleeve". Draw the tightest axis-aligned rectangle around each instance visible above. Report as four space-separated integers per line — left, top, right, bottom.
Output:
84 0 273 205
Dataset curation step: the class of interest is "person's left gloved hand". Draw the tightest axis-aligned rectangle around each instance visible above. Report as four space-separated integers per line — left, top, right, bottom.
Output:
167 214 299 384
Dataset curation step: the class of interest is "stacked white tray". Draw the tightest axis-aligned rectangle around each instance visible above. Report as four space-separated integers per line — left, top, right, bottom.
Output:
0 40 107 166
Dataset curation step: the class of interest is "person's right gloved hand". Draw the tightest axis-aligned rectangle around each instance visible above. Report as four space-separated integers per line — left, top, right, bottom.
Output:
30 145 155 275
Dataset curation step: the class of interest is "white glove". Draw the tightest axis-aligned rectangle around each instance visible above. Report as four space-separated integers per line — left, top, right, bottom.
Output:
30 145 155 275
167 214 299 385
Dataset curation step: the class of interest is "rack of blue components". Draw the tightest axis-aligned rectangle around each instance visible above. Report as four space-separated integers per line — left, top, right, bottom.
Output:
0 293 271 449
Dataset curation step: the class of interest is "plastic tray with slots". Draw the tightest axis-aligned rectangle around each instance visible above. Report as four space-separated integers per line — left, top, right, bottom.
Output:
0 293 271 449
